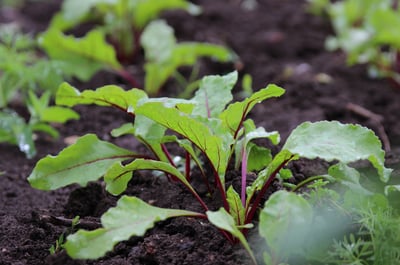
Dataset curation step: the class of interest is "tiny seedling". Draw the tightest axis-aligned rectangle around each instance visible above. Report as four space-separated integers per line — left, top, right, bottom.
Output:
49 216 80 255
28 72 391 264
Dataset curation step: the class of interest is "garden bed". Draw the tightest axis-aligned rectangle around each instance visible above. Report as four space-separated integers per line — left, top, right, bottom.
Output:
1 0 400 265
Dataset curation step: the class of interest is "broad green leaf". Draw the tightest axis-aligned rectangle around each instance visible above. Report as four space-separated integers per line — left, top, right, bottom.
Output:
259 191 313 259
207 208 256 264
328 163 372 196
191 71 236 118
65 196 201 259
40 106 80 123
39 29 121 81
226 186 246 226
56 83 147 112
220 84 285 137
105 159 195 195
283 121 392 182
141 20 176 63
136 102 232 178
28 134 135 190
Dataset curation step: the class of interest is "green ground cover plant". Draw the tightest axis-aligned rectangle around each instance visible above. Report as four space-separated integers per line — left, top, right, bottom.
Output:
307 0 400 86
28 71 392 264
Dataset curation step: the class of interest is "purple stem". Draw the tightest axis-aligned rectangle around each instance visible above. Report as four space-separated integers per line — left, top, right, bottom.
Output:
116 68 140 88
185 151 191 181
241 146 248 207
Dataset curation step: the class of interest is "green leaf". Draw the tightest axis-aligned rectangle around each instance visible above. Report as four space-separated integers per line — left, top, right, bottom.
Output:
39 29 121 81
220 84 285 137
31 123 60 139
141 20 235 95
133 0 201 29
283 121 392 182
207 208 256 264
191 71 236 118
259 191 313 259
328 163 372 196
105 159 195 195
65 196 201 259
40 106 80 123
56 83 147 111
136 102 232 178
226 186 246 226
246 143 273 172
28 134 135 190
141 20 176 63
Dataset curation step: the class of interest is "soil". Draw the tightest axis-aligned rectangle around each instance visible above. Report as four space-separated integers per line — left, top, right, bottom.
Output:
1 0 400 265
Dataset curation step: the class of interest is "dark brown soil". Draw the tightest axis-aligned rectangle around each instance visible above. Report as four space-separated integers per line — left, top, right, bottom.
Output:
1 0 400 265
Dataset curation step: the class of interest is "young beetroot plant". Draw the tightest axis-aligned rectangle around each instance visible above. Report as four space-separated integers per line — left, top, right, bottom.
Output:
28 72 391 264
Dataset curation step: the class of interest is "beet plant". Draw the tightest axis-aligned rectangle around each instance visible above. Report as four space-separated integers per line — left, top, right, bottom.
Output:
308 0 400 86
28 72 391 264
41 0 235 95
50 0 201 61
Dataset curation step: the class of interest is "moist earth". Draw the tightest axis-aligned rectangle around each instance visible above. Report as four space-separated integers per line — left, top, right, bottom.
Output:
1 1 400 265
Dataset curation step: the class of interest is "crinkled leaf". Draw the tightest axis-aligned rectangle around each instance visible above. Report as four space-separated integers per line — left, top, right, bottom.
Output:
56 83 147 112
283 121 392 182
220 84 285 137
191 71 236 118
65 196 201 259
28 134 135 190
105 159 195 195
259 191 313 258
136 102 231 178
207 208 256 264
39 29 121 81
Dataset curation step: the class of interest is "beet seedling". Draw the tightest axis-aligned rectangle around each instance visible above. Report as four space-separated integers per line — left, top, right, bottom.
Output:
309 0 400 86
28 72 391 264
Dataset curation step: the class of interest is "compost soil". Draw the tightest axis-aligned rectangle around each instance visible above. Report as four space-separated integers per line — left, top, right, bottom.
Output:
1 0 400 264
